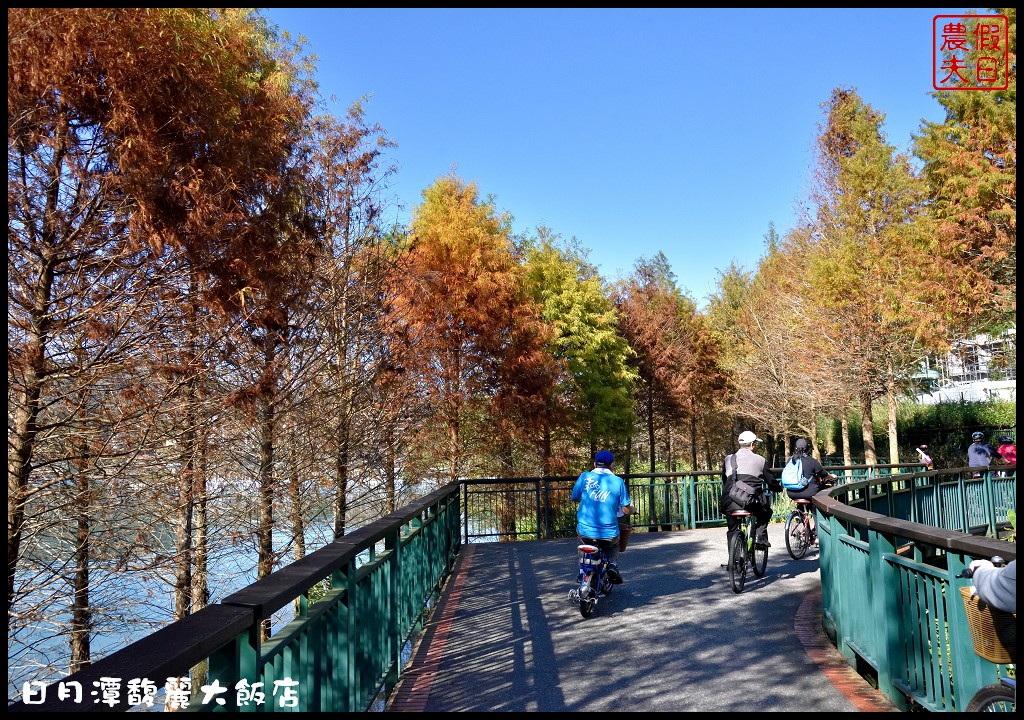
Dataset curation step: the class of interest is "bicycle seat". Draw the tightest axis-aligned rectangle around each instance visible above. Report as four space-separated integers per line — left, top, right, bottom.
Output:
577 544 600 554
793 499 812 505
729 510 752 517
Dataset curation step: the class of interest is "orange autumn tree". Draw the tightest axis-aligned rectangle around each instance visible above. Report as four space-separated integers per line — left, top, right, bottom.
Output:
8 7 311 666
914 8 1016 335
387 175 558 486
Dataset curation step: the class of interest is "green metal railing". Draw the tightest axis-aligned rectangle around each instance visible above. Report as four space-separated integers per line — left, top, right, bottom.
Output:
10 485 463 713
814 466 1017 712
18 460 987 713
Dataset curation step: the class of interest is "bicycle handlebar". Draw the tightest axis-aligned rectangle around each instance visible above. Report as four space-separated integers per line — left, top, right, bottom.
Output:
956 555 1006 579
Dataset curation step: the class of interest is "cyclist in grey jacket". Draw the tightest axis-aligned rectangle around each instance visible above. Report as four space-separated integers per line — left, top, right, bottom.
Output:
969 558 1016 614
721 430 781 549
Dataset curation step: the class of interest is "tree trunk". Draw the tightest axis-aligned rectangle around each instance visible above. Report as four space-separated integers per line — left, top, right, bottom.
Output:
288 430 306 564
70 436 91 673
859 393 877 465
7 253 57 634
646 383 657 530
624 435 632 476
646 383 655 474
333 414 350 540
841 410 852 467
542 425 552 477
174 390 196 621
257 332 277 641
885 375 900 464
808 411 820 461
384 419 397 514
8 126 64 634
497 441 517 541
191 424 209 612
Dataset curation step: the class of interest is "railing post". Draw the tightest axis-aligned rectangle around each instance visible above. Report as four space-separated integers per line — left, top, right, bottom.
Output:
462 483 469 545
983 472 997 537
870 525 906 711
535 479 542 540
208 623 260 712
386 522 402 704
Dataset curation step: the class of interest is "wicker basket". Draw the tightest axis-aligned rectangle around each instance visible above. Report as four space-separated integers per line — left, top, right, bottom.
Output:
959 586 1017 664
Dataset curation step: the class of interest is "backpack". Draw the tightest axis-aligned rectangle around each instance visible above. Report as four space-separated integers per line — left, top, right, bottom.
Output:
781 455 808 490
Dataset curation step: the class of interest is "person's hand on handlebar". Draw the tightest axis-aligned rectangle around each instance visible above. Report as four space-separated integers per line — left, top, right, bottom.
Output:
969 559 995 575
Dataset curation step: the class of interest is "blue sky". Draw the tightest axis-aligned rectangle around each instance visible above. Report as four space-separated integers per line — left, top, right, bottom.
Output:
261 8 975 307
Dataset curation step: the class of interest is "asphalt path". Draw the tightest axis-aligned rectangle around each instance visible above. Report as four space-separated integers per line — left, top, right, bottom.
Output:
387 523 899 712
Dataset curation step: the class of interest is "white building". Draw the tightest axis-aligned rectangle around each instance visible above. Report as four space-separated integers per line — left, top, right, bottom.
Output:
914 328 1016 404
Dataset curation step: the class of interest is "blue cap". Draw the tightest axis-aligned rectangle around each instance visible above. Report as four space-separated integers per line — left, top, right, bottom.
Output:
595 450 614 467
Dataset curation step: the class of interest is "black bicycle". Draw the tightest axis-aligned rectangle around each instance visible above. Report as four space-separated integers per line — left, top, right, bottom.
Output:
727 507 768 593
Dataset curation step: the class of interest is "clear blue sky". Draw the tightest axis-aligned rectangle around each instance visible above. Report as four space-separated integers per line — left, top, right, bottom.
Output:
261 7 973 307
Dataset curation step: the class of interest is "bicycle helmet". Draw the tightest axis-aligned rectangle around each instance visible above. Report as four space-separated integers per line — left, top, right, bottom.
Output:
594 450 614 467
998 435 1013 444
972 431 985 441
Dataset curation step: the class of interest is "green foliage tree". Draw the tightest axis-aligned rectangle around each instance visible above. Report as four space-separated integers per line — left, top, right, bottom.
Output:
803 86 934 463
522 229 637 471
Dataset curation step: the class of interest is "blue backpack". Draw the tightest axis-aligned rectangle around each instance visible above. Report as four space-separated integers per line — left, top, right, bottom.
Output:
781 455 808 490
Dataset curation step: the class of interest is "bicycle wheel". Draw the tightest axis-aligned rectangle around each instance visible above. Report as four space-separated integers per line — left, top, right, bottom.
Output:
966 683 1015 712
785 510 809 560
752 534 768 577
599 567 614 596
729 532 747 593
579 572 597 618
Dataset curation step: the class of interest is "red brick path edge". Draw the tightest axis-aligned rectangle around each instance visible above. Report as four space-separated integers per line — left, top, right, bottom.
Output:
387 549 900 712
794 585 902 712
385 544 476 712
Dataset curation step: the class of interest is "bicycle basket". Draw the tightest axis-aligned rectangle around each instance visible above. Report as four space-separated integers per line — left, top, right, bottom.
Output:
959 586 1017 664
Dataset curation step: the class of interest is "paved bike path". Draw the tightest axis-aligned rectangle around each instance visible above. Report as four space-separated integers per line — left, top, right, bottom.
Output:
387 524 899 712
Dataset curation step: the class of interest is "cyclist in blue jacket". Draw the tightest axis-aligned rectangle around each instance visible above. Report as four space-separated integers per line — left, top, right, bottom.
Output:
572 450 635 583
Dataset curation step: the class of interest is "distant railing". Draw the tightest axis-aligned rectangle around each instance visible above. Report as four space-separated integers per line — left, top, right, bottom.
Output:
461 463 926 542
814 466 1017 712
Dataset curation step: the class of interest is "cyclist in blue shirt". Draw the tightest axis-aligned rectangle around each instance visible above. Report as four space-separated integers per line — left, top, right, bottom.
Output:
572 450 635 582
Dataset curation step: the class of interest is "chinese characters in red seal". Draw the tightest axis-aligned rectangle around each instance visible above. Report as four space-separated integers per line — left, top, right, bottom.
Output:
933 14 1009 90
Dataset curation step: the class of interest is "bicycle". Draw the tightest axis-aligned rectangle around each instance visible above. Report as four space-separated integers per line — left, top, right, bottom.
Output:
784 498 816 559
567 541 615 618
727 506 768 593
957 556 1016 712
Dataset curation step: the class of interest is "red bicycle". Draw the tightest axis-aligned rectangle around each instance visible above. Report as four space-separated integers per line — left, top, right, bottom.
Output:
784 498 816 559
